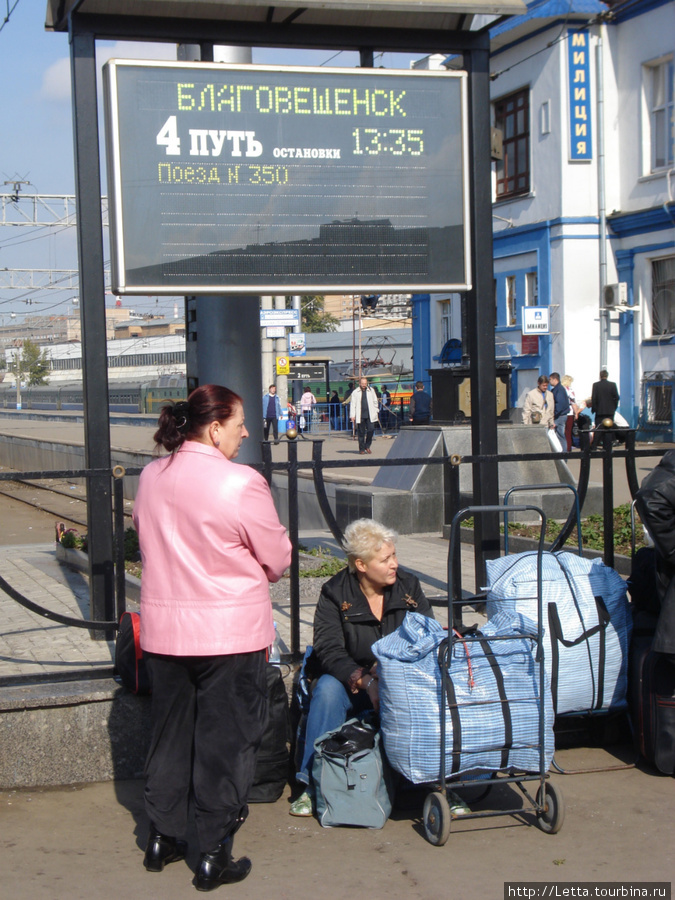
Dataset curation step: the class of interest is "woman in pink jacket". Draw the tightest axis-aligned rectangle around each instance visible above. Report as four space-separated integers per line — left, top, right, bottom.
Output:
133 384 291 892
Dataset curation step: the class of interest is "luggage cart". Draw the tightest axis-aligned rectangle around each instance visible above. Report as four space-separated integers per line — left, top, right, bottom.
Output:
502 483 636 775
422 504 564 846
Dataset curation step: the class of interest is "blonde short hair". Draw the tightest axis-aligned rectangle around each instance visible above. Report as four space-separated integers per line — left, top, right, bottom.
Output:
342 519 398 573
561 375 574 388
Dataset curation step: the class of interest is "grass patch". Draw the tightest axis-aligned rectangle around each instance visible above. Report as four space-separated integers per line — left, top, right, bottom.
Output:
298 544 346 579
462 503 643 558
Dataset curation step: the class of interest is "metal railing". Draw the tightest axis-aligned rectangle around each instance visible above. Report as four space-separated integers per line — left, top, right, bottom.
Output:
0 427 667 665
292 401 406 436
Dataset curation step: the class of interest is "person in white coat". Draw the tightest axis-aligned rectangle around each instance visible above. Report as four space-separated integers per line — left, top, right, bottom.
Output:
349 377 379 454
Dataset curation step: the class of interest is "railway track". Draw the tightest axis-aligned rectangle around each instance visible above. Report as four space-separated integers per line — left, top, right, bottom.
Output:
0 470 134 531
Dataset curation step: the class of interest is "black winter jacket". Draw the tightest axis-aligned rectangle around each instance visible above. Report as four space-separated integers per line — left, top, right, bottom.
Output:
635 450 675 655
312 567 433 687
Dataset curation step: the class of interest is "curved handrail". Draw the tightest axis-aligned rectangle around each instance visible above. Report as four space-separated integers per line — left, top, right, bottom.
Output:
624 430 641 500
503 483 583 556
0 571 118 631
549 430 593 552
311 440 345 546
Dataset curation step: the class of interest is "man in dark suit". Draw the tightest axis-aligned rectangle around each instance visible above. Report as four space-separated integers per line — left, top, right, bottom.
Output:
590 369 619 426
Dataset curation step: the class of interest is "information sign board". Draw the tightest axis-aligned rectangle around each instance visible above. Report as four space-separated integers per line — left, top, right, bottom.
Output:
288 363 325 380
522 307 550 334
104 61 470 295
288 333 307 357
260 309 300 327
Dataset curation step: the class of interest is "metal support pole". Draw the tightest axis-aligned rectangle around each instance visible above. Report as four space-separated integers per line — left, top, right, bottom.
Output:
287 439 301 657
596 33 609 372
601 430 615 568
191 296 264 466
466 43 500 585
70 24 115 639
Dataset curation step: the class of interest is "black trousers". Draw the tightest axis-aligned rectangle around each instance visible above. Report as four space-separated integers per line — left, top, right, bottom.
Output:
144 650 267 852
357 418 374 451
264 417 278 441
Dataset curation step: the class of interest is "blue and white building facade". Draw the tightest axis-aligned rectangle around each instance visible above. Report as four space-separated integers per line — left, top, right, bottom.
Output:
413 0 674 437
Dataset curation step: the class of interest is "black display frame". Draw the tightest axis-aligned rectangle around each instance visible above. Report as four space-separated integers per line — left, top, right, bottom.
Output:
104 60 471 295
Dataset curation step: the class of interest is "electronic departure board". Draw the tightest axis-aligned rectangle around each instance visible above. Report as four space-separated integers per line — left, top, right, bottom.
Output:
103 61 470 296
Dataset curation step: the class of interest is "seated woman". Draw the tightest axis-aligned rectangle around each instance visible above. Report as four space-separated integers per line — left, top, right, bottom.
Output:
290 519 470 818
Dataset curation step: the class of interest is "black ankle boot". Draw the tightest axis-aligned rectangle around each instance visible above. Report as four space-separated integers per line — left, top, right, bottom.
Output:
193 837 252 892
143 823 187 872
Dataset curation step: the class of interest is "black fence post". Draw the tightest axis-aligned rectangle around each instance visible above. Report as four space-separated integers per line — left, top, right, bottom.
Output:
261 440 273 487
287 439 301 658
444 453 461 527
112 467 126 629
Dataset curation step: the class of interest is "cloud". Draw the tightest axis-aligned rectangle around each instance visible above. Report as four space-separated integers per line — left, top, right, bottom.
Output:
40 57 71 103
97 40 178 66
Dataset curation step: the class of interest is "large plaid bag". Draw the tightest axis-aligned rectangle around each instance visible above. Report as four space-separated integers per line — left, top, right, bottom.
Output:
371 611 554 784
485 551 632 716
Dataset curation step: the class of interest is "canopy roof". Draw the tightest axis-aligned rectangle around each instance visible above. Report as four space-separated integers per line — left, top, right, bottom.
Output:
46 0 528 38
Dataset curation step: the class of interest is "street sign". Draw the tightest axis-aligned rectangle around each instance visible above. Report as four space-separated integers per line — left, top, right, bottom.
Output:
276 355 290 375
522 306 550 334
260 309 300 326
104 60 470 295
266 326 286 338
521 334 539 354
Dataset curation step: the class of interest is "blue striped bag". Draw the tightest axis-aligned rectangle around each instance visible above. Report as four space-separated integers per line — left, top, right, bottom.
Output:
372 611 554 784
485 551 632 716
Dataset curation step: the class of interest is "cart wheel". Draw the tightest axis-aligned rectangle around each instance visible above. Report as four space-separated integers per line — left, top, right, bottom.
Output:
423 791 451 846
536 781 565 834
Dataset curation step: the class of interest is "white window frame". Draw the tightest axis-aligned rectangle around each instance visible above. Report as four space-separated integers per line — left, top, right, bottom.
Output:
650 255 675 337
525 271 539 307
642 55 674 174
506 275 517 326
440 299 452 346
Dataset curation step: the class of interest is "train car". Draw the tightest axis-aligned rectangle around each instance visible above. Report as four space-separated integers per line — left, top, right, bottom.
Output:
141 377 187 415
0 380 144 414
299 375 413 408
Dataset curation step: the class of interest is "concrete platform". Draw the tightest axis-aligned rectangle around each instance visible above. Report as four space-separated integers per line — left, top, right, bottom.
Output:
0 410 669 788
0 531 463 789
0 410 664 534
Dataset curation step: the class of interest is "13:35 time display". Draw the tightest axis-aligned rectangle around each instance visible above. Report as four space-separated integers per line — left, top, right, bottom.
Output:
352 128 424 156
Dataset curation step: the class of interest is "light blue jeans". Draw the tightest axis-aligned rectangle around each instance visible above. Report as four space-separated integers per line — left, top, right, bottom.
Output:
297 674 373 786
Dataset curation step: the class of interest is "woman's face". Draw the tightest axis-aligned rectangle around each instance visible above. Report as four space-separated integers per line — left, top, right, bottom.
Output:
356 541 398 590
216 402 249 459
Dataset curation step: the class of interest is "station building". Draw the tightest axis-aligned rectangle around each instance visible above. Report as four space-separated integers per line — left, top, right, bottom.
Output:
413 0 675 439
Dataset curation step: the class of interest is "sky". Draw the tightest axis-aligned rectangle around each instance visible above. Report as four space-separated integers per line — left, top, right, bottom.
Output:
0 0 429 325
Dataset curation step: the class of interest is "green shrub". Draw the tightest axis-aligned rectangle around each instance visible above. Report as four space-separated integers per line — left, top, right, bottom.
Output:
60 529 82 549
123 526 140 562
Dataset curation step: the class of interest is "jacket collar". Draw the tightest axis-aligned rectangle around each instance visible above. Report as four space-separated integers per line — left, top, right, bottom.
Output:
176 441 227 462
335 570 417 620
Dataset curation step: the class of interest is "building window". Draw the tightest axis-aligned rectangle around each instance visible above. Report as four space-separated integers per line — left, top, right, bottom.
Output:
652 256 675 336
506 275 517 326
647 58 674 171
494 89 530 199
440 300 452 346
525 271 539 306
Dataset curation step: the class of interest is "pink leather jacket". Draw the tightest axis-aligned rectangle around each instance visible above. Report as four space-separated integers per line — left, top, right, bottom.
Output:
132 441 291 656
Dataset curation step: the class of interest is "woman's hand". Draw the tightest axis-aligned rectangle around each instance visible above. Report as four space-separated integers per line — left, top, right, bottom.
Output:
361 674 379 711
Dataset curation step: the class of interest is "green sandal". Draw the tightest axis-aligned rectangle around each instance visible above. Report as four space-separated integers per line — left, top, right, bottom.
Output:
289 790 313 817
448 789 471 817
